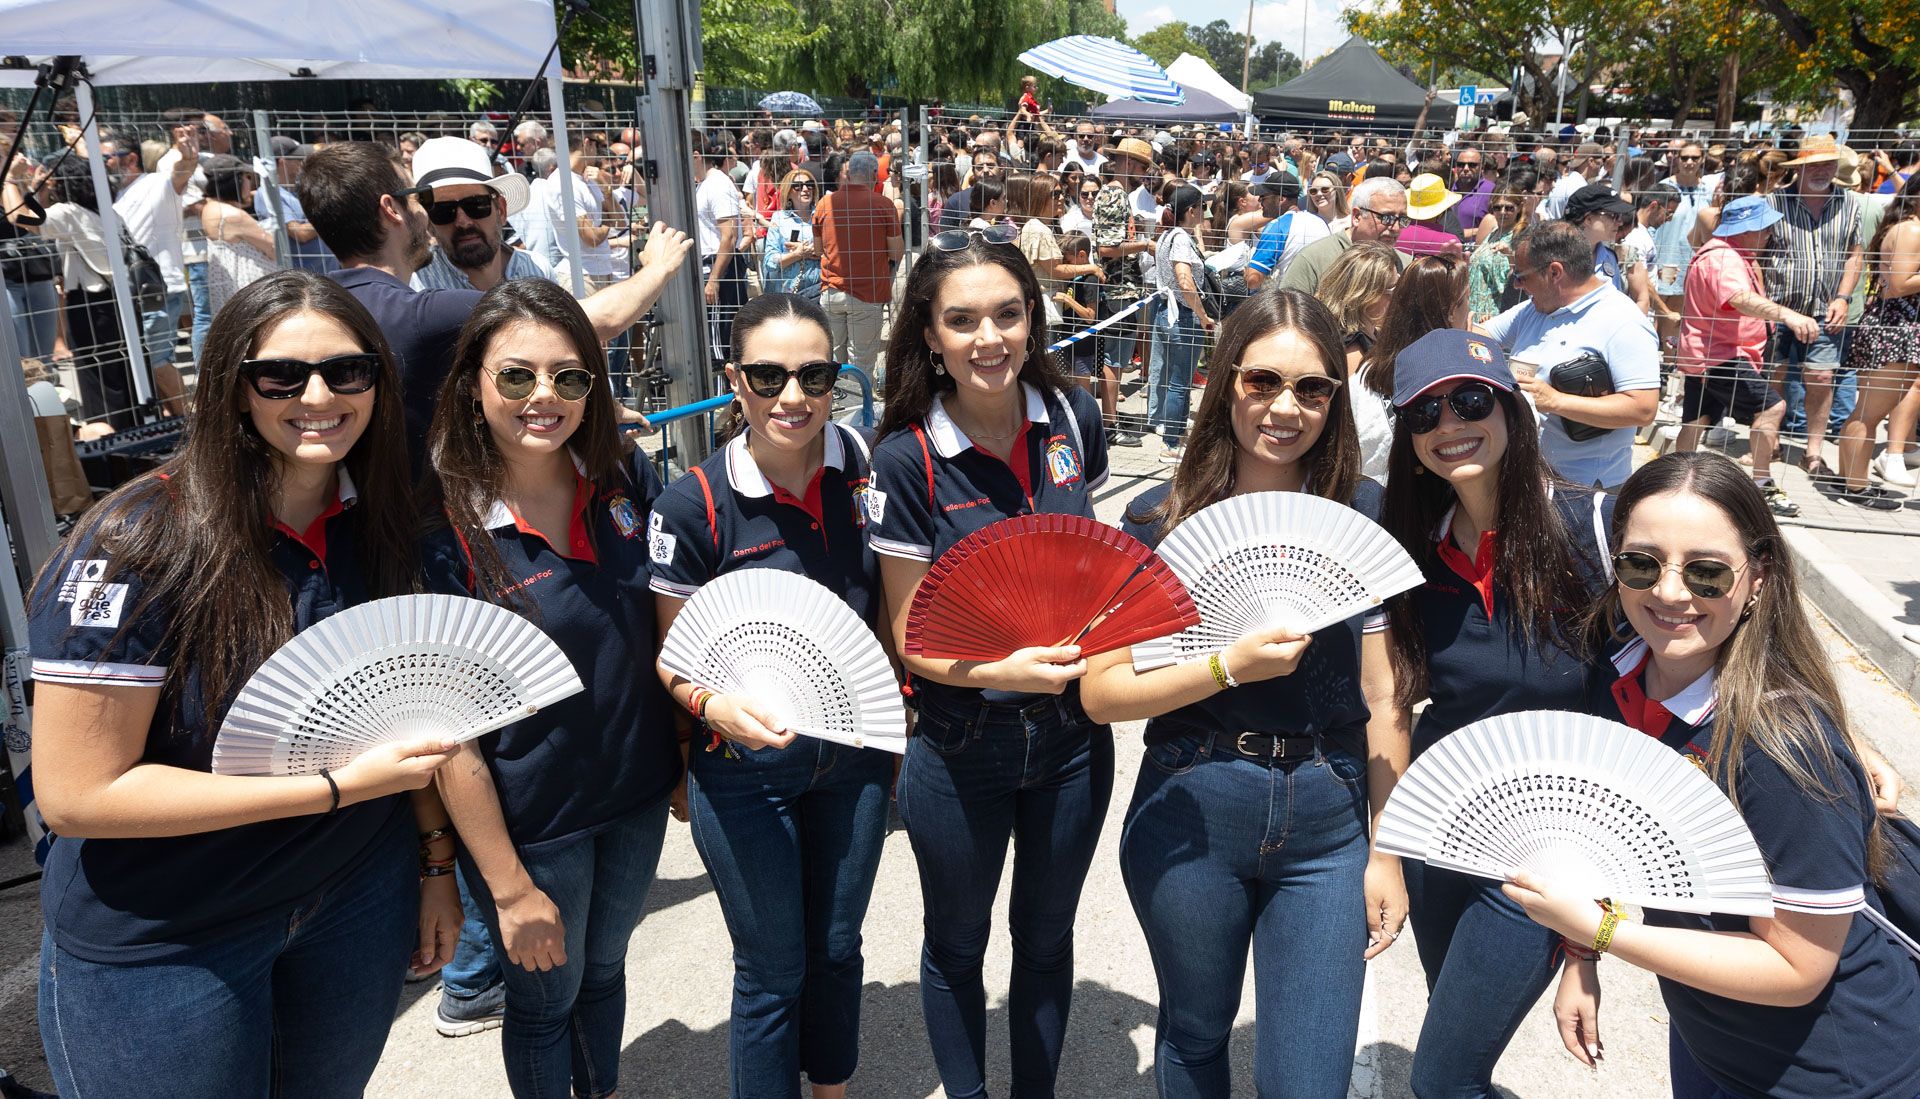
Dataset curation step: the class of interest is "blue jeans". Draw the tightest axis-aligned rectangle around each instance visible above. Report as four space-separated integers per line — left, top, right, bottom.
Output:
5 276 59 360
688 738 892 1098
463 799 671 1099
897 693 1115 1099
1774 326 1852 437
440 865 503 998
187 261 212 362
38 816 416 1097
1119 735 1372 1099
1403 861 1562 1098
1151 312 1204 446
140 289 187 372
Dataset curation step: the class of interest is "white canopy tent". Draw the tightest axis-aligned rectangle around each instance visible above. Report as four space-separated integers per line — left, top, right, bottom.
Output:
0 0 583 851
1163 53 1252 114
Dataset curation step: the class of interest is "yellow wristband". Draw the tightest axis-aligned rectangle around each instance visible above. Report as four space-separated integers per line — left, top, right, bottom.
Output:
1207 651 1231 691
1593 901 1621 954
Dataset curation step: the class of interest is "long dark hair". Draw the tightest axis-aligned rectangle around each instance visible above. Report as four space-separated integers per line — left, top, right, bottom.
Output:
1582 453 1888 877
421 279 628 610
1133 289 1359 535
715 292 834 442
877 235 1066 438
1380 387 1592 707
32 269 415 720
1365 256 1467 399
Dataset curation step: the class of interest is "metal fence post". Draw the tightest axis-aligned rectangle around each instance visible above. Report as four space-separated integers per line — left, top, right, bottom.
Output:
547 74 590 299
75 80 152 408
253 109 293 264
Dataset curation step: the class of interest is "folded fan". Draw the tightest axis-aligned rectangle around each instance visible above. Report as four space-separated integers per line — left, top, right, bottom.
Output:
213 594 584 776
904 513 1199 662
1132 491 1423 671
659 569 907 753
1377 710 1774 917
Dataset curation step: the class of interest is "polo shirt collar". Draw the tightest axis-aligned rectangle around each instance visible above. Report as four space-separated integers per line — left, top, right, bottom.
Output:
1610 636 1719 725
926 383 1049 459
1550 280 1613 318
723 425 848 498
483 451 591 530
270 467 358 565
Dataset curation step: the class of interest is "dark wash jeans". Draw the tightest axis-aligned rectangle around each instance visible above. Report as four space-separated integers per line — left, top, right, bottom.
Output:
39 816 417 1098
687 736 892 1098
896 692 1115 1099
1119 734 1372 1098
462 798 670 1099
1403 858 1562 1098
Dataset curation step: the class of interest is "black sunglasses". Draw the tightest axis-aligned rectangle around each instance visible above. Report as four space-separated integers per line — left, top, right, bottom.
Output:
1403 381 1499 435
1236 368 1341 409
426 194 499 224
1489 202 1519 213
1612 550 1750 600
242 353 381 399
487 365 595 402
930 225 1019 250
738 360 840 399
1356 207 1409 229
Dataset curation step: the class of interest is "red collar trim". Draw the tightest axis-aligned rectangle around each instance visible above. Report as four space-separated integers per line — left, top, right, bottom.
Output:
769 466 829 526
1609 647 1675 740
974 420 1035 502
497 474 599 564
270 489 346 566
1434 522 1498 618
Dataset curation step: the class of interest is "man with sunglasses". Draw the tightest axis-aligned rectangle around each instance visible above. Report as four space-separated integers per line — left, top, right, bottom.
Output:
298 142 691 463
408 137 554 293
1276 176 1413 293
1451 144 1495 241
1486 219 1659 490
1653 142 1713 356
1243 175 1316 291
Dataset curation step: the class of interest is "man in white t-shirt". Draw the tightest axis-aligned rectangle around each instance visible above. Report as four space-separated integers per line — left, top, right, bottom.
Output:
108 127 195 370
694 132 744 362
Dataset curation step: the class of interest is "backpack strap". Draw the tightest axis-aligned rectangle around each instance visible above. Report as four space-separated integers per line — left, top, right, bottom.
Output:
1051 386 1087 463
688 465 720 552
907 422 936 512
1592 490 1612 583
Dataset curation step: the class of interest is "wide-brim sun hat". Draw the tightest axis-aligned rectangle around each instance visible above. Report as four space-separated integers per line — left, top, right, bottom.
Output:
1783 134 1843 166
1405 172 1461 219
1714 194 1785 238
410 136 530 216
1112 137 1156 167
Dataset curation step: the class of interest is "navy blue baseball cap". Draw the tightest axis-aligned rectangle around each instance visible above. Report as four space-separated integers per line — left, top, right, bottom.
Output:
1390 329 1516 408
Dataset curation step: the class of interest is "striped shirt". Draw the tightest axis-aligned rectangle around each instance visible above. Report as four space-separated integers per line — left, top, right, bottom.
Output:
1763 188 1860 313
411 245 557 292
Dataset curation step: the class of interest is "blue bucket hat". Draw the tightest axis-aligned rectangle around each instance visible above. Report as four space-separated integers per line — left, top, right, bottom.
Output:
1390 329 1516 408
1713 194 1784 238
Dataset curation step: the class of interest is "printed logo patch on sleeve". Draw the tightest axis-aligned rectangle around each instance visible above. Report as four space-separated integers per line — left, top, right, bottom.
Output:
649 530 677 565
56 559 109 602
865 487 888 525
69 582 129 627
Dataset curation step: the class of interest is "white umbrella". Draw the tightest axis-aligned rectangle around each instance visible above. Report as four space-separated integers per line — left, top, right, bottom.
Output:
1018 35 1185 106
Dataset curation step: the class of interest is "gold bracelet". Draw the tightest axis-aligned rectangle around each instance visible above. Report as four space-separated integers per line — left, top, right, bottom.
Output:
1593 900 1621 955
1207 652 1230 691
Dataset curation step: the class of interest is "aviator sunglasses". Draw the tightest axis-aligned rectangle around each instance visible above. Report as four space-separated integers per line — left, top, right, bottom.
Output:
426 194 500 224
738 360 840 399
1403 380 1499 435
930 225 1020 251
242 353 380 399
487 365 595 402
1235 367 1341 409
1611 551 1750 600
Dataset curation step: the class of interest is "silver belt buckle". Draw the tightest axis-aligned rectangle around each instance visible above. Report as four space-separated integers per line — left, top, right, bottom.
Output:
1235 731 1268 757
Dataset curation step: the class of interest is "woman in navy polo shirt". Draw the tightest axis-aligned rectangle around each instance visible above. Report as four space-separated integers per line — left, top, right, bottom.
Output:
650 293 892 1099
419 279 678 1099
1507 451 1920 1099
1080 289 1410 1098
1375 328 1616 1098
27 269 460 1096
869 228 1111 1099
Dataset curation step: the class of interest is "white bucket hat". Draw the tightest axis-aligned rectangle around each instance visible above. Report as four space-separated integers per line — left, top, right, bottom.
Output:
410 136 530 215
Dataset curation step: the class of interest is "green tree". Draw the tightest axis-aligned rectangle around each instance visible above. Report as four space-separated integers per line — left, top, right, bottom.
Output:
1751 0 1920 130
1185 18 1302 91
553 0 819 88
1131 21 1201 68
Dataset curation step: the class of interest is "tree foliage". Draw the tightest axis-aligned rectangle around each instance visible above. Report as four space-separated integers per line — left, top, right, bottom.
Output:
553 0 821 89
1187 19 1302 91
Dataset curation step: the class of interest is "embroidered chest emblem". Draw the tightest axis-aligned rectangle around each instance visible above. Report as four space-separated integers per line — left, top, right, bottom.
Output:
850 480 872 528
608 494 642 539
1045 437 1081 486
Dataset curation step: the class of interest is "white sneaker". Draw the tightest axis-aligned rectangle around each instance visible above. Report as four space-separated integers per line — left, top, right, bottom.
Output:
1872 451 1917 489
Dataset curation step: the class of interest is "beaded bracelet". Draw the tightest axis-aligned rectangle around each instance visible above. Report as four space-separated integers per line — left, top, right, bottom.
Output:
418 827 456 846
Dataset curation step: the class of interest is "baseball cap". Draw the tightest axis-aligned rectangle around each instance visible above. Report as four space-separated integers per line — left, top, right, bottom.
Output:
1391 330 1516 408
1564 183 1634 222
1714 194 1785 238
268 135 300 158
1250 173 1300 200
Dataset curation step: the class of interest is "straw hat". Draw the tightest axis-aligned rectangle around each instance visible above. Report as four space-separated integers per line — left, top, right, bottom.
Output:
1111 137 1155 167
1784 134 1844 166
1405 173 1462 220
1833 144 1863 189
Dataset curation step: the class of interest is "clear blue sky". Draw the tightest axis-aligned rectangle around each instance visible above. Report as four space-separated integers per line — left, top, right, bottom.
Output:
1115 0 1359 83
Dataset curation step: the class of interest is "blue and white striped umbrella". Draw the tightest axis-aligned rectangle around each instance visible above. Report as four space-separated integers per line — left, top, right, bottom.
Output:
1017 35 1185 106
759 90 824 116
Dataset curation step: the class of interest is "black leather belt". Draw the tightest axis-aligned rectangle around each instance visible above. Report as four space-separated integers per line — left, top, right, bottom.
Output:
1209 731 1320 764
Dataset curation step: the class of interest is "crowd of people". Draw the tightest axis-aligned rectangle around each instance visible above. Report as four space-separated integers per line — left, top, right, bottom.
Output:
8 95 1920 1099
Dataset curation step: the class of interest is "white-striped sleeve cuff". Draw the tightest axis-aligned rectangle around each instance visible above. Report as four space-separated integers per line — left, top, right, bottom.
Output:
648 577 700 599
870 536 934 561
1362 611 1390 634
33 658 167 687
1087 467 1110 492
1771 883 1866 915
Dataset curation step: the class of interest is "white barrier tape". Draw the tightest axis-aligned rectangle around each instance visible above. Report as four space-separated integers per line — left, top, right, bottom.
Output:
1045 286 1174 354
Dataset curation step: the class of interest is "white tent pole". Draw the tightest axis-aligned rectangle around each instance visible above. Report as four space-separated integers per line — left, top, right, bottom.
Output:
254 109 292 263
77 79 153 407
546 73 588 298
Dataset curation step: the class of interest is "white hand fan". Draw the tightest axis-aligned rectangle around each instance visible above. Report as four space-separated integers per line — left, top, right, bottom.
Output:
212 594 584 776
1377 710 1773 917
1131 491 1424 671
659 569 908 754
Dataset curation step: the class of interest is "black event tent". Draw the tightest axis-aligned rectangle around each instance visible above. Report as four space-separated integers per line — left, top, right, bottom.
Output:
1252 35 1429 130
1089 85 1243 125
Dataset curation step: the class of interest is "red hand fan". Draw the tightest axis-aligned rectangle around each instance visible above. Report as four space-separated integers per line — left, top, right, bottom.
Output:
905 514 1201 661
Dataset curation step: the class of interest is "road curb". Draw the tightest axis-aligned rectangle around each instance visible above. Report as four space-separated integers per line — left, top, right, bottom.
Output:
1785 525 1920 700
